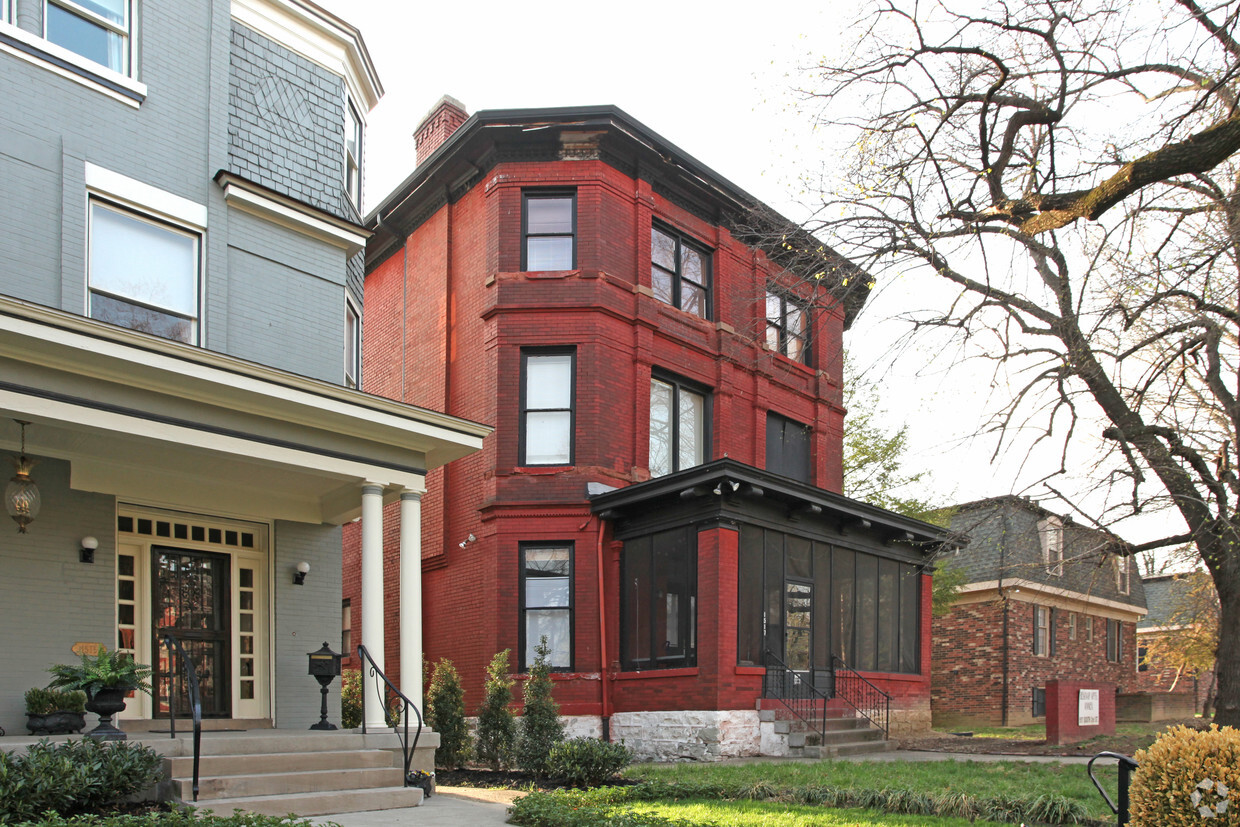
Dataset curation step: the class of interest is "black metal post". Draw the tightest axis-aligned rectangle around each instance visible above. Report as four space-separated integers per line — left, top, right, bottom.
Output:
1088 751 1139 827
310 675 337 730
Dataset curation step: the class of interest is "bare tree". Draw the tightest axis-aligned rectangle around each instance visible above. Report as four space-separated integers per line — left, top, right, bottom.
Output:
791 0 1240 725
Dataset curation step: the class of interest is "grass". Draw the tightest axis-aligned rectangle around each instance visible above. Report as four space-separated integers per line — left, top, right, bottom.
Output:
623 799 1010 826
625 758 1118 819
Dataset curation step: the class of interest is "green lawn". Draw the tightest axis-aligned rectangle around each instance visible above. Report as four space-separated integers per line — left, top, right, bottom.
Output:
625 758 1116 820
624 799 1011 826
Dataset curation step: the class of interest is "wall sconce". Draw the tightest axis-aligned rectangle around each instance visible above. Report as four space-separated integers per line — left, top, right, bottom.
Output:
80 536 98 564
5 420 40 534
293 561 310 585
458 533 476 549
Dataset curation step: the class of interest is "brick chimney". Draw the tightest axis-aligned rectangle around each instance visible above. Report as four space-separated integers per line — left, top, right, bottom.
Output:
414 95 468 166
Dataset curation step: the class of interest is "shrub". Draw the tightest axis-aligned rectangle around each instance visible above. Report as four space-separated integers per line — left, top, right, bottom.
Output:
475 649 517 770
547 738 632 788
25 813 319 826
25 688 87 715
426 658 470 770
515 636 565 777
1130 724 1240 826
339 668 402 730
0 738 163 822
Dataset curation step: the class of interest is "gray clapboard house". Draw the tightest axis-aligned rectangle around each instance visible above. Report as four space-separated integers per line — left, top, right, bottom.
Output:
0 0 488 811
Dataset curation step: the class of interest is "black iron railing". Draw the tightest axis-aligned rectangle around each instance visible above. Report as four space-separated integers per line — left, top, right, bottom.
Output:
831 654 890 736
762 649 829 744
1089 751 1139 826
161 633 202 802
357 644 423 787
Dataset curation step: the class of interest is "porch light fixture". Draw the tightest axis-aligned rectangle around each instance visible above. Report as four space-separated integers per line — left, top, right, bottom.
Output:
293 560 310 585
80 536 99 564
5 421 40 534
458 533 476 549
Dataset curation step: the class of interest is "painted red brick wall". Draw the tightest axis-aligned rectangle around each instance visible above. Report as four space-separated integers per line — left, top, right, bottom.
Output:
347 155 878 716
932 595 1140 727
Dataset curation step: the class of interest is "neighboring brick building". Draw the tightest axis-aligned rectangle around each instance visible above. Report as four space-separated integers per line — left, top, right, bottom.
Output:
932 497 1147 728
1132 571 1216 716
344 99 955 758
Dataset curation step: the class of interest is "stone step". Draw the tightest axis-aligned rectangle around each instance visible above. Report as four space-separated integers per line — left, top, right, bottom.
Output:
191 786 423 817
165 748 395 777
172 766 405 801
822 739 899 758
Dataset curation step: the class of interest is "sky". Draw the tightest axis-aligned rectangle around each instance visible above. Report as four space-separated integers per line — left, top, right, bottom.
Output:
318 0 1190 553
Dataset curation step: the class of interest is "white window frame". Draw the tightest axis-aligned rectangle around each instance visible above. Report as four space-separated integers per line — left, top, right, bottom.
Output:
44 0 132 74
344 296 361 389
344 95 363 210
1033 605 1050 657
519 348 575 466
1115 555 1130 594
0 9 145 104
1038 516 1063 576
1068 611 1077 641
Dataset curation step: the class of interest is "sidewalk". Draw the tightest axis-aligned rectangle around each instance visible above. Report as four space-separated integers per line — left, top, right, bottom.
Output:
309 787 519 826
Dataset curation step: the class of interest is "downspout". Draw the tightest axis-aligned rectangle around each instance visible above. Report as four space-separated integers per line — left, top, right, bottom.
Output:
596 515 612 741
1000 510 1010 728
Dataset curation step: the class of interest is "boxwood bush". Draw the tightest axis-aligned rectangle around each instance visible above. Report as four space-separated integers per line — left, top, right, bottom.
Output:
547 738 632 788
1130 724 1240 826
0 738 163 823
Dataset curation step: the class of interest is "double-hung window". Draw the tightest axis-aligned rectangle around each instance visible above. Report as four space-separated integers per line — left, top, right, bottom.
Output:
520 349 575 465
765 290 808 363
1039 517 1064 576
1106 618 1123 663
1115 556 1131 595
520 543 573 670
344 98 363 210
344 299 361 389
649 373 707 478
45 0 131 75
1033 605 1050 657
89 200 200 344
523 192 575 271
651 225 710 318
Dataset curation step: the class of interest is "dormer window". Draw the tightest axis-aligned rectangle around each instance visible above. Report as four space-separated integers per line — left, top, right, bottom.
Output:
345 97 363 209
1038 516 1063 576
1115 555 1130 595
45 0 131 75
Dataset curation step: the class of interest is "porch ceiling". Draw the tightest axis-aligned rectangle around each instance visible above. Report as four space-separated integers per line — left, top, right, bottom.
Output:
0 297 491 524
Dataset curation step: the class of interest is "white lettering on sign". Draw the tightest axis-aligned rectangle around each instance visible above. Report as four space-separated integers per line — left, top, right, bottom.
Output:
1079 689 1100 726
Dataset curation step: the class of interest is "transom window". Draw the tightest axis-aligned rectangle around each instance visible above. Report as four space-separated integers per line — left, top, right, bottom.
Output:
520 544 573 671
345 98 363 209
45 0 131 75
651 225 710 318
520 349 575 466
765 290 808 363
649 373 707 478
89 200 200 344
523 192 575 271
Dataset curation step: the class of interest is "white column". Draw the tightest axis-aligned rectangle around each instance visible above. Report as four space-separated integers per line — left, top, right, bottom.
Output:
399 490 424 720
360 483 387 729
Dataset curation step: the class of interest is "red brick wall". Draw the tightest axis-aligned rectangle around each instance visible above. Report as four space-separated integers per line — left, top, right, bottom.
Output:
932 595 1139 727
348 155 866 714
1046 679 1115 745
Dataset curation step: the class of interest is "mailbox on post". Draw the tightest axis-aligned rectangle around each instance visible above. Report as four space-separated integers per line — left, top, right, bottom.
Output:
307 642 342 730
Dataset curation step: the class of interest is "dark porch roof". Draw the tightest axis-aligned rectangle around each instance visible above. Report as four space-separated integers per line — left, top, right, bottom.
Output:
589 459 959 559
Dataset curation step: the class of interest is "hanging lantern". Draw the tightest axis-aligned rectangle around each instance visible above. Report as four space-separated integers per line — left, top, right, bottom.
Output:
6 421 40 533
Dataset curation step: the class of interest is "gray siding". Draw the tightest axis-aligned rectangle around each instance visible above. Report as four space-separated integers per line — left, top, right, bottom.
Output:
228 21 356 222
272 520 343 729
0 459 117 735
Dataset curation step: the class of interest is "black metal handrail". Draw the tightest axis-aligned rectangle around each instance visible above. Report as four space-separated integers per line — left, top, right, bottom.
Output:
1089 751 1139 826
762 649 829 744
831 654 890 736
357 644 423 787
161 633 202 802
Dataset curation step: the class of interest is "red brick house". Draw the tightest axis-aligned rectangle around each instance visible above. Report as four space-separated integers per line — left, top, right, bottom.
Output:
344 99 954 758
932 497 1147 728
1130 571 1216 719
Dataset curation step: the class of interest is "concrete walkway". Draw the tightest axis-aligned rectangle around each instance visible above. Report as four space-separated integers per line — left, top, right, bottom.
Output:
309 787 519 826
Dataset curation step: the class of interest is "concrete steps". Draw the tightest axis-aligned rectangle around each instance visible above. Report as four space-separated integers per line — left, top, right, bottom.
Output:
758 704 892 759
160 732 424 816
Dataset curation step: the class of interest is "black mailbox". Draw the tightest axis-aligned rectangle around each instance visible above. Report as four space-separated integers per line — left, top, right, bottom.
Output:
307 642 342 730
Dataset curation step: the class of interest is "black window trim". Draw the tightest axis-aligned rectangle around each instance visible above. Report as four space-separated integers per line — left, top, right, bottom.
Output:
765 287 811 366
765 411 813 483
649 368 712 477
521 189 577 271
518 541 575 672
651 220 713 320
519 346 576 467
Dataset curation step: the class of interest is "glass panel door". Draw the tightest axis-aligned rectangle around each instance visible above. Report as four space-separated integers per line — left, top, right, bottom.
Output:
153 547 231 718
784 581 812 672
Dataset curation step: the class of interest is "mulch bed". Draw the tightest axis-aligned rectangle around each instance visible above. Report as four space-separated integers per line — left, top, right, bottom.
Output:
435 767 638 791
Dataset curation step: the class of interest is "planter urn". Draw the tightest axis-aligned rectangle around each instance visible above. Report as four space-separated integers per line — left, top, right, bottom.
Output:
26 711 87 735
84 687 131 741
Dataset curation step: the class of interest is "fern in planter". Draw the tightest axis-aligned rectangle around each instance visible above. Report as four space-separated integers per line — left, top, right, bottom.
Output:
47 647 153 696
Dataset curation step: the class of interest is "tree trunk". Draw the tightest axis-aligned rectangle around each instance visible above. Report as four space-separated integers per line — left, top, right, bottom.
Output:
1213 575 1240 727
1203 669 1217 718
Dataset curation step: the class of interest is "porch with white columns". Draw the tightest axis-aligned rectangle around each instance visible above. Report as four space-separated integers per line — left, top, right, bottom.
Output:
359 484 427 729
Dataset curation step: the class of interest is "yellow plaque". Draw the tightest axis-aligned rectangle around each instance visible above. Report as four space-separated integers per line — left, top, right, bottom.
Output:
71 642 104 656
